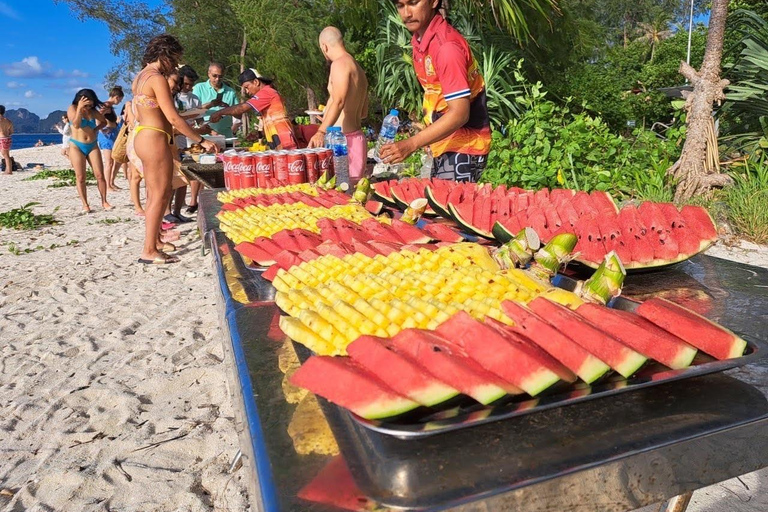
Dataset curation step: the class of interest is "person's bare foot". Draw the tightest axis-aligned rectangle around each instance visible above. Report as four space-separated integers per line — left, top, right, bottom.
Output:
82 206 92 214
3 171 11 175
102 202 113 210
134 210 145 217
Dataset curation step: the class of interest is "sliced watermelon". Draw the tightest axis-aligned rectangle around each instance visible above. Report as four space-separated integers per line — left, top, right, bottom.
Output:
389 329 520 404
273 250 303 270
365 200 385 215
297 457 369 511
347 335 459 407
262 263 279 281
555 200 580 228
372 180 396 206
635 298 746 360
297 248 321 262
289 228 324 251
680 205 718 242
527 298 648 378
391 219 432 244
434 311 568 396
367 240 403 255
235 241 277 266
421 222 464 243
590 191 619 214
577 303 698 369
332 218 369 244
572 191 599 216
350 239 379 258
361 218 404 244
501 301 611 383
290 356 419 419
425 185 451 219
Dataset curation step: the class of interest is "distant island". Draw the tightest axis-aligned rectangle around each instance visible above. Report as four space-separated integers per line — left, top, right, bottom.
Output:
6 108 68 134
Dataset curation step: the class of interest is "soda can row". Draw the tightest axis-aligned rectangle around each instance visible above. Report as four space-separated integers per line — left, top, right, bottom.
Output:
222 148 335 190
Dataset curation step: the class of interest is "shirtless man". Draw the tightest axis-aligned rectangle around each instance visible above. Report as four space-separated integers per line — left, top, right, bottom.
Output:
0 106 14 175
308 26 369 183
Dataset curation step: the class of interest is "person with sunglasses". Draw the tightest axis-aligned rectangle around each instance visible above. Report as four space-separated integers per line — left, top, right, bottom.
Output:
193 62 238 138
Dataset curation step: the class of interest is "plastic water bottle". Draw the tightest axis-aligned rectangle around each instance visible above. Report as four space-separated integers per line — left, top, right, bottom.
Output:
326 127 349 186
374 109 400 163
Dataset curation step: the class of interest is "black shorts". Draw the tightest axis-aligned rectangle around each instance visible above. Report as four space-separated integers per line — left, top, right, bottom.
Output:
432 152 487 182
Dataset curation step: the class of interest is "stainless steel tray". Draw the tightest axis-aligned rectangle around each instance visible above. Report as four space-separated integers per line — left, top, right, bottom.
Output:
346 277 765 439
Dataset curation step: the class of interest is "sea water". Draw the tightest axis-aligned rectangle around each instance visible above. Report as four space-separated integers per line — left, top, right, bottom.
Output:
10 134 63 150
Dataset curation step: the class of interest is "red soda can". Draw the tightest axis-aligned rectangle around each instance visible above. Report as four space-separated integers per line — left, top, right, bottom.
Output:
304 150 319 183
254 152 273 188
273 151 289 184
287 151 307 184
317 148 334 179
229 152 242 190
241 152 256 188
222 152 232 189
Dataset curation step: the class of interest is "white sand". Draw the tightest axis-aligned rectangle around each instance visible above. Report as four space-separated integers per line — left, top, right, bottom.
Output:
2 146 767 511
1 146 250 511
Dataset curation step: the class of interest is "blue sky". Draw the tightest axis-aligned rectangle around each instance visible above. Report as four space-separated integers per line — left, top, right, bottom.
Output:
1 0 127 118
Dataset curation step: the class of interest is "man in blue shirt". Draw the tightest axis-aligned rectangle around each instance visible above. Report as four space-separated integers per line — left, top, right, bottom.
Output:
193 62 238 138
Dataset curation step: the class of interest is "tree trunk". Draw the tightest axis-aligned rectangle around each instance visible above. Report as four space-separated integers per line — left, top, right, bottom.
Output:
306 86 319 124
667 0 732 202
239 31 248 136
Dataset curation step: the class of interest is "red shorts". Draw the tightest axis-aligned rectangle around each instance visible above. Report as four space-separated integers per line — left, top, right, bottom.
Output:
0 137 11 152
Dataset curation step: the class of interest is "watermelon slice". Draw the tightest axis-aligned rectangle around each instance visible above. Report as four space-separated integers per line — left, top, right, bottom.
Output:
577 303 698 369
391 219 432 244
527 298 648 378
290 356 419 419
635 298 747 360
289 229 323 251
501 301 611 383
389 329 521 404
590 191 619 214
571 191 599 216
367 240 402 255
273 250 303 270
365 200 385 215
361 218 404 244
680 205 718 242
372 180 397 206
235 241 277 266
347 335 459 407
434 311 568 396
448 202 493 238
350 239 379 258
262 263 279 281
270 230 304 253
425 184 451 219
421 222 464 243
298 456 369 511
332 218 369 244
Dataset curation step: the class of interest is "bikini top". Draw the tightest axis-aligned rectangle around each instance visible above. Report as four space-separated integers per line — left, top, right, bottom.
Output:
133 70 161 109
79 117 98 129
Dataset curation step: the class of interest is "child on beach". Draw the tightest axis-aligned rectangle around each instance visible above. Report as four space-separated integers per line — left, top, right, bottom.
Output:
99 86 125 192
0 106 14 175
67 89 113 212
55 115 71 157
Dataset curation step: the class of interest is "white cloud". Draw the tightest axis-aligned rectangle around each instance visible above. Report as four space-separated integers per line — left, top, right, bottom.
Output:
6 81 25 89
24 90 40 99
0 2 21 21
2 56 90 80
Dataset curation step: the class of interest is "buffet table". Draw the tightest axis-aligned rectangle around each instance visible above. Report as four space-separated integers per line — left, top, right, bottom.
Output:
180 159 225 189
199 189 768 512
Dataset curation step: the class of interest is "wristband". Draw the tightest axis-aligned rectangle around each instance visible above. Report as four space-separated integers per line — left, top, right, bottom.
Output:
197 137 205 145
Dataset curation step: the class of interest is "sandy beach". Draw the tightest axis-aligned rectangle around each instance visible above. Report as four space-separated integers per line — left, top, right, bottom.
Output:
1 145 767 512
1 146 250 511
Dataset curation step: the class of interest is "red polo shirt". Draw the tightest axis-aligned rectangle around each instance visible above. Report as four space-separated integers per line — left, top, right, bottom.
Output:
411 14 491 157
246 85 298 150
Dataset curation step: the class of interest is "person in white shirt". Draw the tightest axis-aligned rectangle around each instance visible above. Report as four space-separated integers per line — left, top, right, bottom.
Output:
55 115 72 157
177 65 207 214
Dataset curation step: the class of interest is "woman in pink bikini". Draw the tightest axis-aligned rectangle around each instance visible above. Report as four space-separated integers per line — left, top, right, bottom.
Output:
67 89 112 212
128 34 217 265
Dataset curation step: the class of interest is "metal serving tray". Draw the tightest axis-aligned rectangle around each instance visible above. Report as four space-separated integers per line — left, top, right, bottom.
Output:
341 275 766 439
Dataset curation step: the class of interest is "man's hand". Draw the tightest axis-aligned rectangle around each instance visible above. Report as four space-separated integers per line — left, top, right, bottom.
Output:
307 130 325 149
379 138 417 164
209 112 223 123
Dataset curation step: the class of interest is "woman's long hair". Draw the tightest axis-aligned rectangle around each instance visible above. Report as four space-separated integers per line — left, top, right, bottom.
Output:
142 34 184 75
71 88 104 108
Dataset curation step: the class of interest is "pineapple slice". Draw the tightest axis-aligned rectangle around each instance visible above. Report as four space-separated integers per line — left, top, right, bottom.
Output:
279 317 337 355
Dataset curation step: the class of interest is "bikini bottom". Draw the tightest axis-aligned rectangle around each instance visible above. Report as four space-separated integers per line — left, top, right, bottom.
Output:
70 138 98 156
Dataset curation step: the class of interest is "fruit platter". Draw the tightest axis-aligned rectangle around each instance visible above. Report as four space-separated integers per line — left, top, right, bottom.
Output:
210 176 763 441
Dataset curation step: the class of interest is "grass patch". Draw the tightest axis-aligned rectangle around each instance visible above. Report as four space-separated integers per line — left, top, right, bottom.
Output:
0 202 59 230
723 159 768 244
23 168 96 188
93 217 133 225
5 239 79 255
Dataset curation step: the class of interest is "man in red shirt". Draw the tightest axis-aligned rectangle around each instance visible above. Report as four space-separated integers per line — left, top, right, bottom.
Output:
379 0 491 182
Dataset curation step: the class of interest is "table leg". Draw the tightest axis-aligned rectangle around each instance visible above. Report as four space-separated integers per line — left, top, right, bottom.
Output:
656 491 693 512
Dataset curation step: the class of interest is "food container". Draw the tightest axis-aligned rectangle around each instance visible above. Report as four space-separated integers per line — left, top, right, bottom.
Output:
199 154 217 165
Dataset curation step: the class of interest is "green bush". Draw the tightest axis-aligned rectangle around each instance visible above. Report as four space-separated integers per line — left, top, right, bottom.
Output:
480 83 683 200
723 155 768 243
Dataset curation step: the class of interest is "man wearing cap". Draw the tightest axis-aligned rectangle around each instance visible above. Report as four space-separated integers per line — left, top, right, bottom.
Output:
193 62 238 138
307 26 369 183
210 69 298 150
378 0 491 182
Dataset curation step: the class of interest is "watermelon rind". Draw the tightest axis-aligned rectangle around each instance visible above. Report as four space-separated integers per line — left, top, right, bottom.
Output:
425 185 452 219
491 220 516 244
448 202 494 239
390 186 410 211
372 182 398 207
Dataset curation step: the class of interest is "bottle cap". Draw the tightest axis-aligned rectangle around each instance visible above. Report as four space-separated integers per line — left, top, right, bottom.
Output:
327 126 340 132
389 109 399 116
